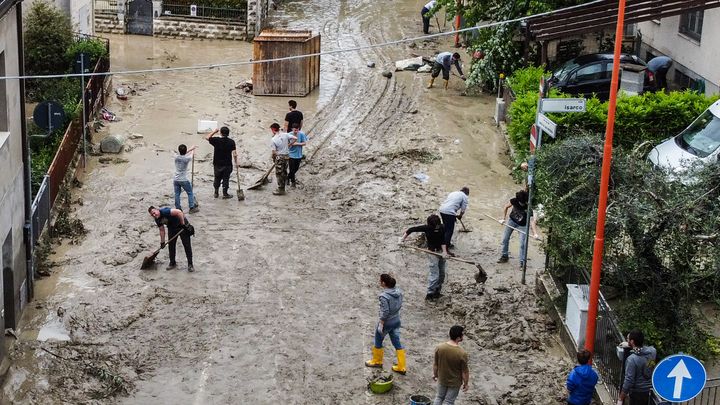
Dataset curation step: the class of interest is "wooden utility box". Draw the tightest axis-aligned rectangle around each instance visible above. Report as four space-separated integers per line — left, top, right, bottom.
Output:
252 30 321 96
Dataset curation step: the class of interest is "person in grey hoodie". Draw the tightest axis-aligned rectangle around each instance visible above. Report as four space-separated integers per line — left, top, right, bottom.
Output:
618 329 657 405
365 274 407 374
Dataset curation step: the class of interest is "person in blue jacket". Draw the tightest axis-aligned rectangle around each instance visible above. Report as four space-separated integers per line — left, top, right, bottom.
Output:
567 349 599 405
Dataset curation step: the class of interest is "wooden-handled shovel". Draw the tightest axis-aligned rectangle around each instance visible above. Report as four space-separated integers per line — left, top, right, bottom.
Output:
141 229 184 269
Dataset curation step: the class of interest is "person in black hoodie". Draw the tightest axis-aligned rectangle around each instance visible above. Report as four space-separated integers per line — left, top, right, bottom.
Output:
401 214 449 300
365 274 406 374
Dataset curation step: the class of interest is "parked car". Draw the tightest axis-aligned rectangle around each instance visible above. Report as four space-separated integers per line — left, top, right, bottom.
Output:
647 100 720 173
548 53 654 100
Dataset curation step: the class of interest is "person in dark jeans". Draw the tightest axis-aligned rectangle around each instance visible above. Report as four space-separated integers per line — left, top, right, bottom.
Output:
438 187 469 249
421 0 436 34
287 123 307 187
205 126 238 199
647 55 673 91
149 206 194 272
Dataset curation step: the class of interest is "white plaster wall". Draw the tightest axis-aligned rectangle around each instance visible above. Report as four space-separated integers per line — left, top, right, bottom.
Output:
0 7 29 318
637 9 720 95
23 0 94 35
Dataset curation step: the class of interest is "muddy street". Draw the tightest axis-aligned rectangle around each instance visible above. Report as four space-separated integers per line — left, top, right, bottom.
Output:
3 0 572 403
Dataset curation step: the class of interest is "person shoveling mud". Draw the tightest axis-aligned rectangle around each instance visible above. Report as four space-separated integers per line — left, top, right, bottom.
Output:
427 52 466 90
401 214 450 300
147 206 194 272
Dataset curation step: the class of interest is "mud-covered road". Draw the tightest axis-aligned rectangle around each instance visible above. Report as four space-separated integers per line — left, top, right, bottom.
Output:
3 0 575 403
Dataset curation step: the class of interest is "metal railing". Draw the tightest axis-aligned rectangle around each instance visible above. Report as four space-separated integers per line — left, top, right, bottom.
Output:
652 378 720 405
47 56 110 207
31 175 51 244
94 0 121 15
161 3 247 22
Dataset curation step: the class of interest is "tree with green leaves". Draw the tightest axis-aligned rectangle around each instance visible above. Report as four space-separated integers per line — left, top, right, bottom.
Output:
536 135 720 359
24 1 73 76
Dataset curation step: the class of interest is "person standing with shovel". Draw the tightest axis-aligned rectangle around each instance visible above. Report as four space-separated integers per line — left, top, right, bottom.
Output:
497 190 538 269
148 206 194 272
438 187 469 250
173 144 199 213
205 127 238 199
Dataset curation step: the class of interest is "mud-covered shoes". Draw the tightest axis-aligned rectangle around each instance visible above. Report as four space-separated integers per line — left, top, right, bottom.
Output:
392 349 407 375
365 347 383 368
187 264 195 272
497 255 509 263
166 262 177 270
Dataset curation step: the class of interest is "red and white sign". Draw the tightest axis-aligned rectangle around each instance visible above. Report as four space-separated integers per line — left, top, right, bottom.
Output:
530 124 538 153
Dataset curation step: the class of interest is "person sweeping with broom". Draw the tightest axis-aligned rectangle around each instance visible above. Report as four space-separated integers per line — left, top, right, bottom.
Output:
148 206 194 272
365 274 406 375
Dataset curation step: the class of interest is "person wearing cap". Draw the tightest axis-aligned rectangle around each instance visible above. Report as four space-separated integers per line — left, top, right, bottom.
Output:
428 52 466 90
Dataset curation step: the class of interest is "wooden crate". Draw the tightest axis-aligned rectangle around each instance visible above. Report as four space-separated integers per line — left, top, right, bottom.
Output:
252 29 321 96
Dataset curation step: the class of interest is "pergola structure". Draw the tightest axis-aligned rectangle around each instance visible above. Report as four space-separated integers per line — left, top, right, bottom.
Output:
525 0 720 61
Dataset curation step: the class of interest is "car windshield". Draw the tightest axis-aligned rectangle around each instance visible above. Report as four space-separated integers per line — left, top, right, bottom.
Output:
677 110 720 158
552 60 580 82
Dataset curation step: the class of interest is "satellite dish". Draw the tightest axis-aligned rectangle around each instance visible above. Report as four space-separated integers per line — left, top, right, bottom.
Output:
33 101 65 133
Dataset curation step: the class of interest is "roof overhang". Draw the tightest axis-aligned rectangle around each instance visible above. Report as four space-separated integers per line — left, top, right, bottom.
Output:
528 0 720 41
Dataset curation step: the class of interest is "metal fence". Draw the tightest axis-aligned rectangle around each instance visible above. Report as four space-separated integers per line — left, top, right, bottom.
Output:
47 55 110 206
652 378 720 405
547 253 626 400
94 0 121 15
31 175 51 244
161 3 247 22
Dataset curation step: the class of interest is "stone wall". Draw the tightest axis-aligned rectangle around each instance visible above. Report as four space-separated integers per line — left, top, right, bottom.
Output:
94 14 125 34
153 17 247 41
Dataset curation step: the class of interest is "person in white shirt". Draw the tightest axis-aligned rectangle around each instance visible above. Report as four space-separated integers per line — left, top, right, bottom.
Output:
269 123 297 196
438 187 469 249
421 0 436 34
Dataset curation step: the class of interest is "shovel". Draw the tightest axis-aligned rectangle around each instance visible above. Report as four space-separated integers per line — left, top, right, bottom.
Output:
483 213 541 240
235 169 245 200
403 245 487 284
247 163 276 190
191 154 199 207
458 218 471 232
140 229 183 269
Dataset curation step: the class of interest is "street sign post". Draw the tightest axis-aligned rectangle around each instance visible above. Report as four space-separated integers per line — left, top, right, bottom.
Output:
541 98 586 113
529 124 537 153
537 113 557 138
652 354 707 402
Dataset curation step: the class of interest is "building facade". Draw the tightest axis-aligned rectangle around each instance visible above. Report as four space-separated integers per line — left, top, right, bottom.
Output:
637 8 720 95
24 0 94 35
0 0 30 371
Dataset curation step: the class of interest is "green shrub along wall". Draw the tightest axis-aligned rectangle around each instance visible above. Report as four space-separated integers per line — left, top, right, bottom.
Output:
506 67 719 160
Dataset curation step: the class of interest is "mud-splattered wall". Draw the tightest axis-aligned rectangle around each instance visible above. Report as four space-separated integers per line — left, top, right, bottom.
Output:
153 17 247 41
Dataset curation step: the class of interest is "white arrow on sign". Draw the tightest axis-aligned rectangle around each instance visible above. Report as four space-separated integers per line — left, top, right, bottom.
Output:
668 359 692 399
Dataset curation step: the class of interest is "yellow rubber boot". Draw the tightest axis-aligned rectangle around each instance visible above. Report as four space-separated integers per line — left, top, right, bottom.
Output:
392 349 406 374
365 347 384 368
443 79 449 90
427 77 435 89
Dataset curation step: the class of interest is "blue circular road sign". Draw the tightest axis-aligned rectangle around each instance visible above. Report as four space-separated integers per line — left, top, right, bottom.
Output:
652 354 707 402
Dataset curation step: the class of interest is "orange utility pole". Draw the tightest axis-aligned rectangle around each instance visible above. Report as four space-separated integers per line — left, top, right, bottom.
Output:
584 0 627 359
454 0 462 47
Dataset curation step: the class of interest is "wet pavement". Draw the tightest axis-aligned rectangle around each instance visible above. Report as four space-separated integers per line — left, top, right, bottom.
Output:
2 0 569 403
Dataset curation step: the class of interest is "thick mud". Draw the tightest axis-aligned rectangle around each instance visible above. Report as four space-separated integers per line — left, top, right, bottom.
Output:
3 0 575 403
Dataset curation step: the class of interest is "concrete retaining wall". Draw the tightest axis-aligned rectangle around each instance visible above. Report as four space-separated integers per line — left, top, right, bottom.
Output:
153 17 247 41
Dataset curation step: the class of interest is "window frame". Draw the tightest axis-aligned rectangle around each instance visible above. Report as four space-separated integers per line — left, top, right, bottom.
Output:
679 10 704 41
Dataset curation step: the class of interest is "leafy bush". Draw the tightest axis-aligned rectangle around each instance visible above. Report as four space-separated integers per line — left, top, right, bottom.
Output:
506 65 546 96
65 39 108 69
24 2 73 76
506 67 719 159
536 135 720 359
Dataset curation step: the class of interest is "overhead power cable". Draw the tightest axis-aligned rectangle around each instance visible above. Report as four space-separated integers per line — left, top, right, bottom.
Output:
0 0 601 81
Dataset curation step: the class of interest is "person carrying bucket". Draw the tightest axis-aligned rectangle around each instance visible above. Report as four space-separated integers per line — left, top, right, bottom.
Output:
365 274 406 374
